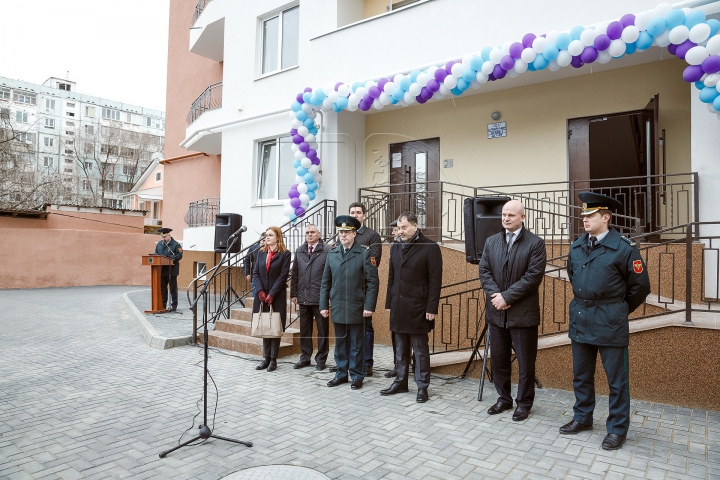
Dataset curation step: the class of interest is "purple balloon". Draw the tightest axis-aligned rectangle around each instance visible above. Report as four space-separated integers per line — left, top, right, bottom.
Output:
488 73 496 81
509 42 524 59
522 33 536 48
377 78 388 91
420 87 433 100
445 60 457 73
363 93 373 104
311 157 320 166
334 82 342 91
304 87 313 93
668 44 678 55
434 68 448 82
291 184 298 190
607 21 624 40
676 40 696 60
368 86 381 99
306 149 317 160
500 55 515 71
299 142 309 153
296 93 304 104
290 198 301 208
416 95 427 104
492 64 507 80
702 55 720 74
594 34 612 51
292 134 304 144
570 56 585 68
426 79 440 93
290 128 298 135
683 65 705 82
580 46 598 64
295 207 306 217
620 14 636 27
359 101 371 111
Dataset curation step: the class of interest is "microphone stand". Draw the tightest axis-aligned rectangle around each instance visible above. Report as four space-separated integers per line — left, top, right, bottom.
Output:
159 234 252 458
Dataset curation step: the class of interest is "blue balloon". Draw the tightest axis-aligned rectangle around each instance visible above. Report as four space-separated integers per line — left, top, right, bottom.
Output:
527 62 537 72
290 214 297 221
683 10 706 28
543 44 560 60
533 55 549 70
399 77 411 91
556 33 573 50
700 87 720 103
293 159 301 168
707 19 720 37
291 101 302 112
307 191 316 201
470 56 484 71
481 46 493 62
307 182 318 192
390 96 399 105
457 78 469 91
303 118 314 128
392 88 404 101
302 92 312 104
303 172 315 183
695 80 706 90
713 95 720 111
309 126 318 135
315 89 327 100
450 87 463 96
336 96 348 109
295 110 307 121
462 68 476 82
332 104 342 113
665 9 685 29
646 17 667 37
296 166 308 176
352 81 363 92
625 42 637 55
636 31 654 50
311 95 323 106
410 70 421 82
570 25 585 40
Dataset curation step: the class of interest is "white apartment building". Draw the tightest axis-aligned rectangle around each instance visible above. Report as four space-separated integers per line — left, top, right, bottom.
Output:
175 0 720 250
0 76 165 208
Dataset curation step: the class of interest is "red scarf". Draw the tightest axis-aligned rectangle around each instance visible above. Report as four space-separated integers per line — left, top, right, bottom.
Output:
266 248 276 271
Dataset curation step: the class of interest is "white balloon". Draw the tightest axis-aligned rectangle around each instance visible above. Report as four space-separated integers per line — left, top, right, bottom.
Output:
301 102 313 113
309 142 318 151
681 7 693 16
707 35 720 55
689 23 712 44
434 92 445 100
568 39 585 56
608 39 627 57
295 175 304 184
297 126 309 136
304 133 315 143
548 60 561 71
654 29 671 48
300 158 312 168
501 41 513 55
685 45 709 65
314 174 322 183
297 183 308 194
450 63 464 77
364 80 376 89
701 73 708 82
379 92 390 105
404 91 414 103
508 69 519 78
668 25 689 45
373 98 383 110
556 50 572 67
708 102 717 113
408 83 421 96
532 36 548 53
284 205 295 217
405 95 415 105
653 2 672 17
347 104 358 112
461 54 473 67
471 79 483 87
338 84 350 97
443 75 458 89
393 73 404 84
514 58 528 73
482 60 495 74
308 111 316 119
635 11 653 30
594 23 608 36
356 87 367 97
546 30 559 45
489 48 504 64
705 73 720 87
597 50 612 64
323 84 333 96
299 193 310 204
580 28 598 47
322 98 332 110
328 91 339 103
291 119 302 128
427 66 438 77
439 84 450 95
476 70 490 82
291 144 298 152
417 72 431 87
294 150 305 160
621 25 640 43
383 81 395 94
348 93 359 106
521 48 537 63
308 164 320 175
288 111 297 120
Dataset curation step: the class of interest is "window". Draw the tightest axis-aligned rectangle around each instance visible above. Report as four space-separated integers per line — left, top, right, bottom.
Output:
147 135 161 146
66 121 74 127
44 137 54 147
144 116 152 127
65 157 73 163
0 87 9 101
58 83 71 91
13 91 36 104
65 148 73 154
67 102 75 108
122 165 136 176
85 106 95 117
45 118 55 128
102 108 120 121
0 107 9 119
17 132 34 143
84 125 94 134
155 171 162 182
16 111 28 123
43 156 53 167
67 112 75 117
196 262 207 280
257 137 294 201
82 179 92 190
84 144 94 154
65 131 73 136
101 144 117 155
120 147 137 158
261 5 299 74
84 161 93 170
66 140 74 145
45 99 56 110
126 113 132 123
64 168 73 173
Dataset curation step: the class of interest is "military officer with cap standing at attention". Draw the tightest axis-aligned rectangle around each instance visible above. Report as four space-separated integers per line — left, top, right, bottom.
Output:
560 192 650 450
155 228 183 312
320 215 379 390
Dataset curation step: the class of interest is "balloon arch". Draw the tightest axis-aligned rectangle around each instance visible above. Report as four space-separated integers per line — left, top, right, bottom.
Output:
284 3 720 220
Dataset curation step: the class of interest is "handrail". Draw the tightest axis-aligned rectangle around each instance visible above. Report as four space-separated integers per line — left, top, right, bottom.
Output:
186 82 222 125
184 197 220 227
190 0 212 25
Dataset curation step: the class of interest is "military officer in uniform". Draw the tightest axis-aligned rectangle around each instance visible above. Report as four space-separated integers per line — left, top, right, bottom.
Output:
320 215 379 390
560 192 651 451
155 228 183 312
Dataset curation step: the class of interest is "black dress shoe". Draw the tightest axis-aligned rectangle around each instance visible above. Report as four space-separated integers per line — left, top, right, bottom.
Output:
294 359 310 369
329 366 338 372
316 363 326 371
365 366 373 377
512 406 530 421
601 433 626 450
351 379 363 390
487 400 513 415
559 420 593 435
267 359 277 372
256 359 270 370
327 377 348 387
416 388 428 403
384 369 397 378
380 383 409 395
170 306 177 312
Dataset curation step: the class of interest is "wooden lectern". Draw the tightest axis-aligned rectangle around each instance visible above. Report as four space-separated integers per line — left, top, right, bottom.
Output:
141 254 175 314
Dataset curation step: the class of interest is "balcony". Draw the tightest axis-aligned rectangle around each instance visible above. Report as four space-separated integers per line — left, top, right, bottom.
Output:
184 197 220 227
187 82 222 125
189 0 224 62
190 0 212 26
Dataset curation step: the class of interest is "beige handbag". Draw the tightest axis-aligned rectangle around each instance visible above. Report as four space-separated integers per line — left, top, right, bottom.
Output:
251 304 283 338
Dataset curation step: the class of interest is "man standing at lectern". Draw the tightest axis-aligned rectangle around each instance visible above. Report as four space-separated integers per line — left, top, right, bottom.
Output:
155 228 183 311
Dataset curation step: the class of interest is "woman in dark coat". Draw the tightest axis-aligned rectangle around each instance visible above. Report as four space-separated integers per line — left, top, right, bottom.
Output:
252 226 291 372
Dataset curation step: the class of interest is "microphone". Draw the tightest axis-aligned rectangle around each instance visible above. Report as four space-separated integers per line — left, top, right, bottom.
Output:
228 225 247 240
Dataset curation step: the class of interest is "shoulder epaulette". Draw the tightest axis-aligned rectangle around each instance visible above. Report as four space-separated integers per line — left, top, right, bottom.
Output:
330 245 339 251
362 245 370 250
621 236 636 246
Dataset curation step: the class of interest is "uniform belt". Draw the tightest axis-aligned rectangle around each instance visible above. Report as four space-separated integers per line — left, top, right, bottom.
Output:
576 297 625 307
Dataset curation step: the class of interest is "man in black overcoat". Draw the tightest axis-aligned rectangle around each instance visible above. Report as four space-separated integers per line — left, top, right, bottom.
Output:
479 200 547 421
381 212 442 403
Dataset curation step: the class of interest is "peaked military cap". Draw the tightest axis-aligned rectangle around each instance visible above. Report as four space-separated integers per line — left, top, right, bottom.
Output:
389 220 397 227
578 192 623 216
157 228 173 234
334 215 361 231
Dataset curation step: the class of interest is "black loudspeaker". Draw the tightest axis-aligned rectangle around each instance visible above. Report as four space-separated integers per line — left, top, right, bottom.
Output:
463 196 510 264
214 213 243 253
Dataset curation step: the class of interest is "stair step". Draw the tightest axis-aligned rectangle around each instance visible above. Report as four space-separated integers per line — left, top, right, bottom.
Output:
231 307 297 321
206 330 300 357
215 318 300 345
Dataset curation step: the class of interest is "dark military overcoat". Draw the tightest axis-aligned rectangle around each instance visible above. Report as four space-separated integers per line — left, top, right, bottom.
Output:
155 237 183 277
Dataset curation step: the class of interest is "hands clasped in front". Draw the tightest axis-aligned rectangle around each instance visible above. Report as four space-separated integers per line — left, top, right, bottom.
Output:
491 293 511 311
320 309 373 318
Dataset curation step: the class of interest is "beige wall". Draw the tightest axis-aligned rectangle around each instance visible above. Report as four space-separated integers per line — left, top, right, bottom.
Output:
364 59 691 190
364 0 407 18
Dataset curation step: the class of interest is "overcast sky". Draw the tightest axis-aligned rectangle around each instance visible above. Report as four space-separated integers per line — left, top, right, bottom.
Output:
1 0 170 112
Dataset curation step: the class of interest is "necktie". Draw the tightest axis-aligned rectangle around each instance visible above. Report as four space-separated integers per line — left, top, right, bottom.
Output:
308 245 313 257
589 236 598 251
507 231 515 248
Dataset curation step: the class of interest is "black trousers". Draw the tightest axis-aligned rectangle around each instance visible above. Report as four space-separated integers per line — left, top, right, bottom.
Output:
488 324 538 408
161 275 178 309
343 315 374 367
298 304 329 365
333 323 365 381
261 313 287 360
394 332 430 389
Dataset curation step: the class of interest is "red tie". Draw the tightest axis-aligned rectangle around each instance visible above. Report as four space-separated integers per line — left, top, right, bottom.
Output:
308 245 314 257
266 249 275 271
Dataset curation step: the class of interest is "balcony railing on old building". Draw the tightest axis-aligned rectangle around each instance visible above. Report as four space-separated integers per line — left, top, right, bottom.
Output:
190 0 212 25
186 82 222 125
185 197 220 227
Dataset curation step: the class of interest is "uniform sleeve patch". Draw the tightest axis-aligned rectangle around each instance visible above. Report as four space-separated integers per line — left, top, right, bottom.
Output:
371 257 376 266
633 260 643 273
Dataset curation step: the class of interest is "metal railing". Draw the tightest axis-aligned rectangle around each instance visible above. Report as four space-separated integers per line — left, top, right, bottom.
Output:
191 0 212 25
186 82 222 125
185 197 220 227
187 200 337 341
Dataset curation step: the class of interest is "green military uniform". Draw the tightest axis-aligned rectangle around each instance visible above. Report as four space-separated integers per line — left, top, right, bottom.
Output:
155 229 183 311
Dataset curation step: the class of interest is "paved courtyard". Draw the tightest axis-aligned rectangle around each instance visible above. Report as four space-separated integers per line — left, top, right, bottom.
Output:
1 286 718 479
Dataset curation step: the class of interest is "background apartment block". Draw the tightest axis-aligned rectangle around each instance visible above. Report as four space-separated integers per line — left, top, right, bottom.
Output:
0 76 165 209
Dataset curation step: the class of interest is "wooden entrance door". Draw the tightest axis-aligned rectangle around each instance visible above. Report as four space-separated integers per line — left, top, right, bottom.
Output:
388 138 441 241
